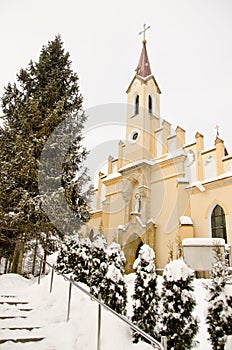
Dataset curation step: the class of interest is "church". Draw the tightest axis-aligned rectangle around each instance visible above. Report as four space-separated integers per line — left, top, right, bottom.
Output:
85 28 232 273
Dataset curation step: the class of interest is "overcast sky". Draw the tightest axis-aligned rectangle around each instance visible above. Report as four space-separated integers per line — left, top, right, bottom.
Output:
1 0 232 161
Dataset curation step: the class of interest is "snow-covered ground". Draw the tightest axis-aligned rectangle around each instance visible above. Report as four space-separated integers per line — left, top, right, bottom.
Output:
0 271 214 350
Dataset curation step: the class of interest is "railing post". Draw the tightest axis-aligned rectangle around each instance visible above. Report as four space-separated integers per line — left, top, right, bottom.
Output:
49 265 55 293
161 336 167 350
97 294 102 350
38 257 43 285
66 277 73 322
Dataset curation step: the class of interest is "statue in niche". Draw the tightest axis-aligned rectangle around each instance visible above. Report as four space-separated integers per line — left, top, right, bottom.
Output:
134 193 141 213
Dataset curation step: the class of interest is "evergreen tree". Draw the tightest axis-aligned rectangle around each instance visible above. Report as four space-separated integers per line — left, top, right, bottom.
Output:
205 243 232 350
56 236 80 275
131 244 159 344
159 259 199 350
102 242 127 315
88 235 108 298
0 35 91 273
72 237 92 285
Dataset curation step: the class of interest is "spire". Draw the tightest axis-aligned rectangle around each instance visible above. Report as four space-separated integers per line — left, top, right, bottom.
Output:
136 41 152 78
136 24 152 78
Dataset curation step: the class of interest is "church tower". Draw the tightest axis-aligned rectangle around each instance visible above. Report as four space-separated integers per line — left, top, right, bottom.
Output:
123 27 161 164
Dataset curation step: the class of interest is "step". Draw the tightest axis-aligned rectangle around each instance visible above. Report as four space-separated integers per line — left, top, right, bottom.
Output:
0 318 39 327
0 335 45 344
0 301 29 305
0 326 41 331
0 328 45 344
0 316 27 320
18 308 32 312
0 305 32 312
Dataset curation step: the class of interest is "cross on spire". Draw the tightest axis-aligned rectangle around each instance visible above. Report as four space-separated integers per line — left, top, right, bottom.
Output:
139 24 150 43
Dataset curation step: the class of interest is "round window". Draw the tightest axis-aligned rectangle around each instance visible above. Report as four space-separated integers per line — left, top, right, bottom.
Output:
129 129 140 144
132 132 139 141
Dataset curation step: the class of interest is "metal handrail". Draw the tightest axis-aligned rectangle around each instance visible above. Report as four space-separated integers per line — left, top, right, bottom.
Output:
37 254 166 350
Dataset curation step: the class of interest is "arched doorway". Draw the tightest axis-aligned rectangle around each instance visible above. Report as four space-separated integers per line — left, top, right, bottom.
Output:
211 204 227 243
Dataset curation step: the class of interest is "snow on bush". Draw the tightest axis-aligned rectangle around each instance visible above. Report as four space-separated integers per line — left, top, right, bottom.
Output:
205 244 232 350
102 242 127 315
159 259 199 350
56 238 127 315
88 236 108 298
132 244 159 343
56 236 80 275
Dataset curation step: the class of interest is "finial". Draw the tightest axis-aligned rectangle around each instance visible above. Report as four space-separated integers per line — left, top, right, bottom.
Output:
139 24 150 43
215 124 220 137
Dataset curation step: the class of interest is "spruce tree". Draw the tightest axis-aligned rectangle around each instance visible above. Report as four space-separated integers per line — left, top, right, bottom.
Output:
205 243 232 350
159 259 199 350
0 35 91 273
72 238 92 285
56 236 80 275
88 235 108 298
132 244 159 344
102 242 127 315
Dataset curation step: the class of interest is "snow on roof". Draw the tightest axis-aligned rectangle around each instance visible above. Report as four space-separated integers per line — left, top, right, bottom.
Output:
146 218 155 225
177 177 189 184
163 259 193 281
187 172 232 189
119 149 186 172
182 238 225 246
102 172 122 182
179 216 193 225
119 159 153 172
89 209 102 214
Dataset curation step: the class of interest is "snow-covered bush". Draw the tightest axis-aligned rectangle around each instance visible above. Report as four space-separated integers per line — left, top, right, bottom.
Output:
72 238 92 285
131 244 159 343
88 235 108 298
56 236 92 285
57 237 127 313
56 236 79 275
102 242 127 315
205 244 232 350
159 259 199 350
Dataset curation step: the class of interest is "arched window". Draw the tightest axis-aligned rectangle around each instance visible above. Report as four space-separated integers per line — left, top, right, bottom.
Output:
148 95 153 114
211 205 227 242
135 94 139 115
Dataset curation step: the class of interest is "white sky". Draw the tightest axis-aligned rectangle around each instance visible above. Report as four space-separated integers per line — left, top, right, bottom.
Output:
1 0 232 153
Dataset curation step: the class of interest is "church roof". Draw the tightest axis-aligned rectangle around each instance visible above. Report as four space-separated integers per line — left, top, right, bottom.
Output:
126 38 161 94
136 40 152 78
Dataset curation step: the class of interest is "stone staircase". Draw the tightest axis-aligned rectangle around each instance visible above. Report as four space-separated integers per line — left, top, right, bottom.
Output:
0 294 45 347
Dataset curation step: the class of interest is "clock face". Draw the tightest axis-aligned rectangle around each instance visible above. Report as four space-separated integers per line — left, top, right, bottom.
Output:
129 129 140 144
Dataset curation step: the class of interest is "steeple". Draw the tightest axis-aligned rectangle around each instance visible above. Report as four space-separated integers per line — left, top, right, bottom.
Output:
136 40 152 78
136 24 152 78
